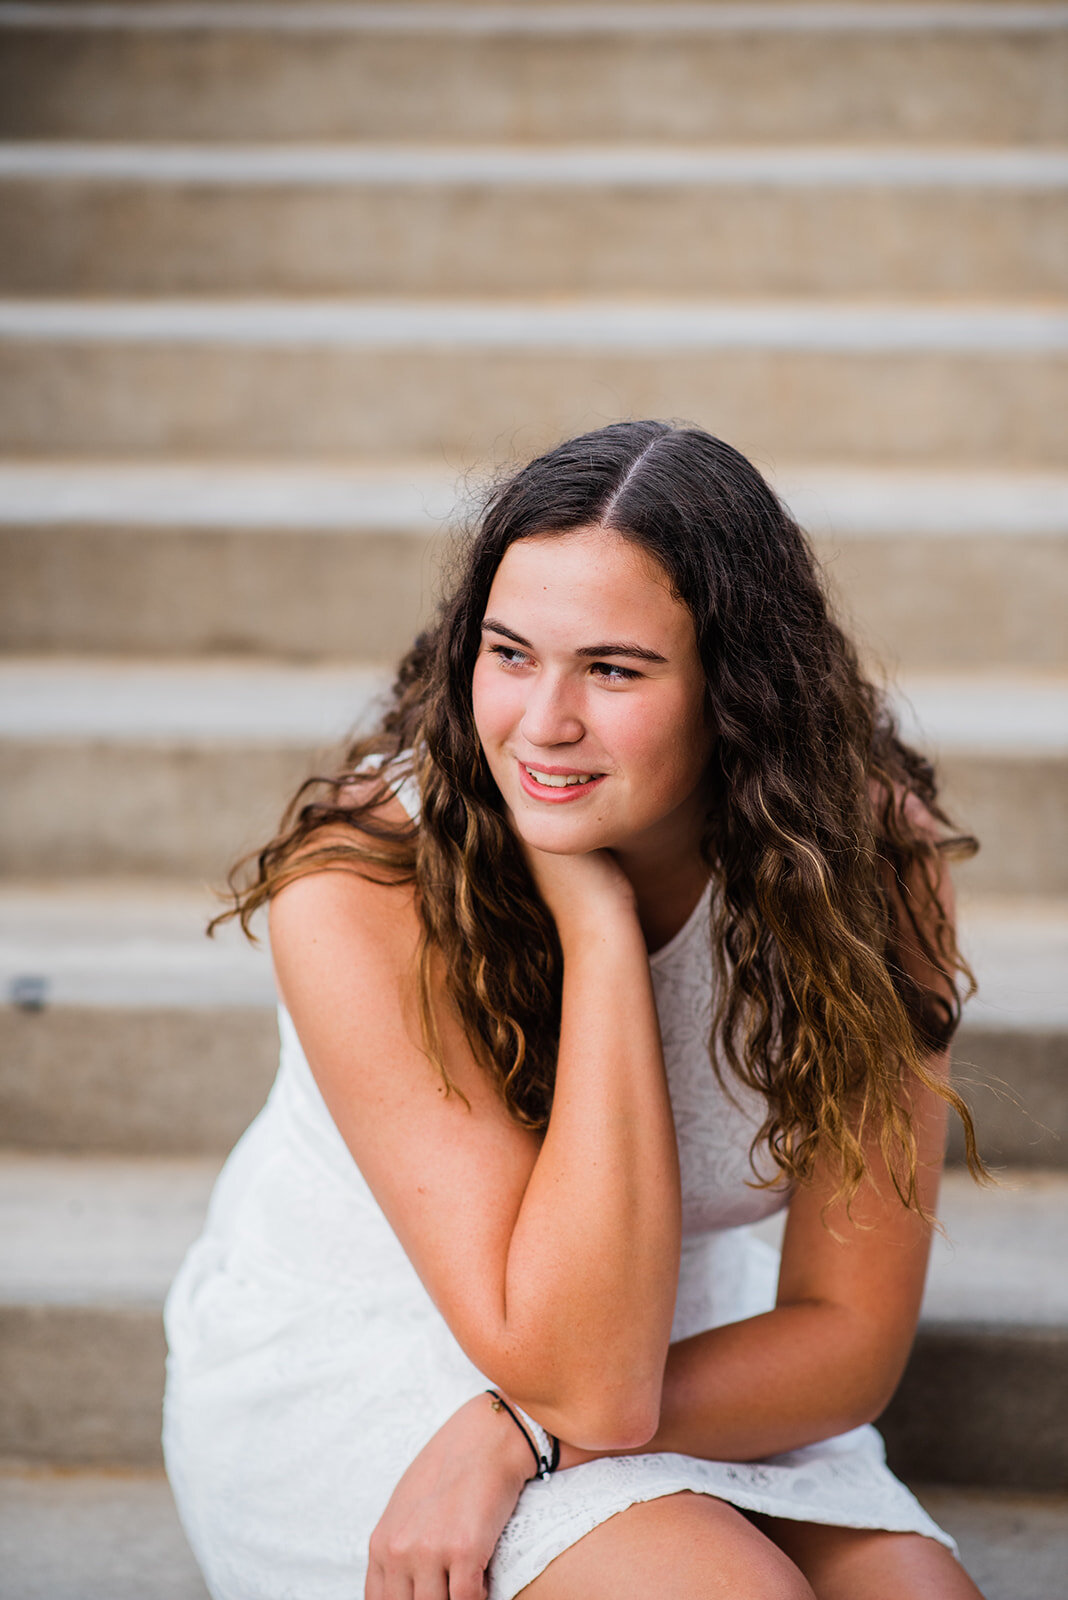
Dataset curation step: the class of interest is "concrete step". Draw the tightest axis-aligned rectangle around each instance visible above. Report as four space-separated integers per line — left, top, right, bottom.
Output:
3 143 1066 298
767 1168 1068 1489
1 4 1065 144
2 658 1065 887
0 298 1065 465
0 880 1064 1163
0 1153 1064 1486
0 1154 208 1467
0 461 455 662
0 880 278 1155
0 656 389 878
0 1474 1064 1600
3 461 1067 669
0 1465 210 1600
914 1485 1068 1600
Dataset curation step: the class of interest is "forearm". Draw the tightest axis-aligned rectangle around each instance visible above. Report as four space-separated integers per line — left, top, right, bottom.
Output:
656 1297 905 1457
558 1296 909 1469
498 913 681 1447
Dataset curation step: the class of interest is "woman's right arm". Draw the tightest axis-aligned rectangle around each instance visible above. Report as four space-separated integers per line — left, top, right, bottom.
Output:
268 844 681 1451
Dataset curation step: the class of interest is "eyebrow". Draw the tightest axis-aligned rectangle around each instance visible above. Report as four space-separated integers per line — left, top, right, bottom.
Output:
481 617 668 665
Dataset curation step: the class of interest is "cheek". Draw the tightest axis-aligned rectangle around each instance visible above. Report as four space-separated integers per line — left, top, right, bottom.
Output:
620 693 710 790
471 659 518 749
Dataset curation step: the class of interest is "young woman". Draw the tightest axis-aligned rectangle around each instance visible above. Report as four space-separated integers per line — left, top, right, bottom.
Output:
164 421 987 1600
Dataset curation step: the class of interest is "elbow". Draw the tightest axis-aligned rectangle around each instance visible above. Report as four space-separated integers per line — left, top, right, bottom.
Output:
497 1371 662 1454
547 1378 663 1454
860 1370 909 1432
843 1348 913 1433
485 1324 669 1453
843 1394 890 1435
574 1404 660 1455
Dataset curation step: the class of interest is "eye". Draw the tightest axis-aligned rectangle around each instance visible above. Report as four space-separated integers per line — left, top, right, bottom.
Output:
590 661 640 684
488 644 531 670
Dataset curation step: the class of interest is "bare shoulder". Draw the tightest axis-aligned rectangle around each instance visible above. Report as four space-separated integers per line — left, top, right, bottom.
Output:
267 787 508 1121
269 788 417 965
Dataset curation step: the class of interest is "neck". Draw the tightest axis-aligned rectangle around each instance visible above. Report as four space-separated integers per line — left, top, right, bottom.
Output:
615 842 710 955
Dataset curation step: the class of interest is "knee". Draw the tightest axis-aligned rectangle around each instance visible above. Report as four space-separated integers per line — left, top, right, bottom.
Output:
743 1547 816 1600
684 1500 816 1600
517 1492 817 1600
770 1567 818 1600
629 1493 817 1600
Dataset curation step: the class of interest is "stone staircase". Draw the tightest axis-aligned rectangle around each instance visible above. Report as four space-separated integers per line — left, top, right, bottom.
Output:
1 3 1066 1596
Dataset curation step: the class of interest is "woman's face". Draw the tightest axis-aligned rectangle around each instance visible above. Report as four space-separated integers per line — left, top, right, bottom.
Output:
471 526 713 865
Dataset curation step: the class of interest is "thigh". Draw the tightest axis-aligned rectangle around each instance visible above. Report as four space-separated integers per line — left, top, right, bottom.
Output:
517 1492 815 1600
749 1516 984 1600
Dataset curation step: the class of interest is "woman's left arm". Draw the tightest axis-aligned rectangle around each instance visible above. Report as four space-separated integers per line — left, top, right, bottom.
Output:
617 1055 948 1465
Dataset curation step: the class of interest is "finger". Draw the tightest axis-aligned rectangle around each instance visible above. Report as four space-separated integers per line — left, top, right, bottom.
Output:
447 1560 488 1600
411 1565 449 1600
373 1556 415 1600
363 1561 392 1600
384 1576 416 1600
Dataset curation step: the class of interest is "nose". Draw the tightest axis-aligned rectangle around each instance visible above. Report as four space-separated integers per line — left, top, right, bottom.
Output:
520 670 585 748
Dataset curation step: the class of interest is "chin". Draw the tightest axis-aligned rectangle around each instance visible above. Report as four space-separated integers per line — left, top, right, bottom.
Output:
510 811 614 856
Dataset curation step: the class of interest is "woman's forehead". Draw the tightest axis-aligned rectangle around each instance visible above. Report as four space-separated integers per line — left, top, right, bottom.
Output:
490 527 676 605
483 529 697 660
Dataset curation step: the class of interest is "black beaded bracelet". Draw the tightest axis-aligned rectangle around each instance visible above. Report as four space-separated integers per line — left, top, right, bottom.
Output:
486 1389 559 1480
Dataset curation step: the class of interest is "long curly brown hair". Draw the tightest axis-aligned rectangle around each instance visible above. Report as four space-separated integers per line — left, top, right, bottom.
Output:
216 421 984 1211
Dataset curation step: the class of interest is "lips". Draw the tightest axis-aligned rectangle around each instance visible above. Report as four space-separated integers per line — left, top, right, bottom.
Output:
516 760 606 803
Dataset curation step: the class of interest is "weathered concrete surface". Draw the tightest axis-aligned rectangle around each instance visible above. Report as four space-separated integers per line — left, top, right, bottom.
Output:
1 301 1065 465
916 1485 1068 1600
0 1303 167 1464
3 1003 1062 1163
2 10 1065 145
3 146 1066 297
883 1324 1068 1490
949 1028 1068 1170
0 521 450 659
3 733 1063 888
0 1465 210 1600
0 1008 278 1154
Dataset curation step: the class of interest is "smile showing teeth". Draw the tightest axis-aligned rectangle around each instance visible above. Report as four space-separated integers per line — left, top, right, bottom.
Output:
525 767 597 788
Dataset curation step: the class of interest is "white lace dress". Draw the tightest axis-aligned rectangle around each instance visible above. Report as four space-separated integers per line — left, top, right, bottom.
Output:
164 805 954 1598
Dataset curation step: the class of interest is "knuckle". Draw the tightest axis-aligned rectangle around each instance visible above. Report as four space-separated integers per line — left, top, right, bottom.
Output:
388 1534 416 1565
370 1527 411 1567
